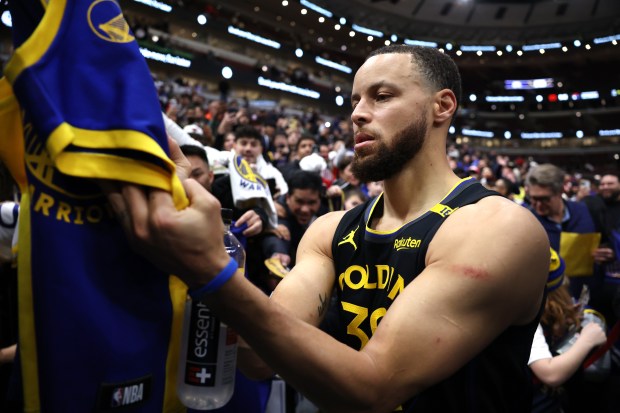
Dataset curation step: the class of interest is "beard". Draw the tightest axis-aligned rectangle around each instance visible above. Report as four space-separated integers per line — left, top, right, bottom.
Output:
603 190 620 204
351 116 428 183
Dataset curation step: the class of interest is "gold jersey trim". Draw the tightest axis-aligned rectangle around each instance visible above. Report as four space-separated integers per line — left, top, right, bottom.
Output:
5 0 66 83
365 177 473 235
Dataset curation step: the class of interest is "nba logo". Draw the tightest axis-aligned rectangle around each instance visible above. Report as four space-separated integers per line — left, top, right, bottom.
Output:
111 388 123 407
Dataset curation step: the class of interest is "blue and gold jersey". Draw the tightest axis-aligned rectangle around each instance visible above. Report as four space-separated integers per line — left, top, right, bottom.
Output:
331 178 541 412
1 0 187 411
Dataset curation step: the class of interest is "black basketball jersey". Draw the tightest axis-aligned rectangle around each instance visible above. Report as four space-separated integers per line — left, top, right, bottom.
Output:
331 178 540 412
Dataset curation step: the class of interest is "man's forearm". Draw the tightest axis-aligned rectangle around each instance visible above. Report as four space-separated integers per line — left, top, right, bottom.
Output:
205 273 395 413
237 337 274 380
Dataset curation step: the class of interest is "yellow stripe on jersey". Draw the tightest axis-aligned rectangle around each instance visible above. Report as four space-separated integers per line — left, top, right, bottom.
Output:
16 193 40 412
4 0 66 83
0 78 27 191
47 123 188 209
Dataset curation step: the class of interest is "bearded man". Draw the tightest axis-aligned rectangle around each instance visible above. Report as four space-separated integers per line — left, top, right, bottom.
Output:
109 45 549 412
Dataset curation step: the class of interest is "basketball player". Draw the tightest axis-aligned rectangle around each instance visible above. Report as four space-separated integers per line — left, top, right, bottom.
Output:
108 45 549 412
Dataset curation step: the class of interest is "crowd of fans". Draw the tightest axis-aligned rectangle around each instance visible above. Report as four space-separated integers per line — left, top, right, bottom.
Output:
158 76 620 412
0 76 619 412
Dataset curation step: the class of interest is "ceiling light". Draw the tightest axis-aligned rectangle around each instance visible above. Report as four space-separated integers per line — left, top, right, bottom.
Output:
315 56 352 73
282 0 288 5
405 39 438 48
319 16 325 23
349 31 355 37
300 0 333 18
197 14 207 25
222 66 233 79
334 24 341 30
351 24 384 38
301 9 307 15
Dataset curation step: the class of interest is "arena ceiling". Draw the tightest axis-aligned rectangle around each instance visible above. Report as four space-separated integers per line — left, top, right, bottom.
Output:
207 0 620 63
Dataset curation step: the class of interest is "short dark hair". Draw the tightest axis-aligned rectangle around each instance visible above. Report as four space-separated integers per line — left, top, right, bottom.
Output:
337 154 354 171
234 125 263 146
295 134 316 153
180 145 209 167
367 45 462 110
287 170 323 193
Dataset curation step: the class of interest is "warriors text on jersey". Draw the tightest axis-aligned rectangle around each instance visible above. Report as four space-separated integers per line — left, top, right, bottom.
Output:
1 1 187 411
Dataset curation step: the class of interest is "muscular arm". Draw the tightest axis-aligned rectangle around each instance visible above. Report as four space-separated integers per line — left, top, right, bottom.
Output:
110 184 549 413
210 197 549 412
238 212 342 380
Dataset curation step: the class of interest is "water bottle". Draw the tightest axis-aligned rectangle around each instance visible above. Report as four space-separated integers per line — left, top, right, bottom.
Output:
581 308 611 382
177 208 245 410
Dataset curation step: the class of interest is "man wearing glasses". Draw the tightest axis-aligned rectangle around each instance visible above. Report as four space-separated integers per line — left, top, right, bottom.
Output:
525 163 600 300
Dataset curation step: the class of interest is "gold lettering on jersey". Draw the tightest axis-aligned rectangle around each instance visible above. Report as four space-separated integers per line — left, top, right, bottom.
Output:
339 264 404 299
31 187 113 225
393 237 421 251
339 264 405 411
338 226 358 250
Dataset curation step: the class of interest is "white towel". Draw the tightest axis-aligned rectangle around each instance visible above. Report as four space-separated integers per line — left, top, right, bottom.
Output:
229 155 278 230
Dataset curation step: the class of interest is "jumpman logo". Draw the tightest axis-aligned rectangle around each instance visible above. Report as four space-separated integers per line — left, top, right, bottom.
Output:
338 226 358 250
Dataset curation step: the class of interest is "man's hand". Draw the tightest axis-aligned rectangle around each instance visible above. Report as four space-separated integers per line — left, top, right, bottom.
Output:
236 210 263 237
272 224 291 241
271 252 291 269
168 137 191 181
104 179 230 289
592 247 614 264
326 185 343 198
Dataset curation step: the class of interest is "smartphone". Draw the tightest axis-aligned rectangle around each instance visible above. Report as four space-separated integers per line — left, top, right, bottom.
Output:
267 178 277 195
